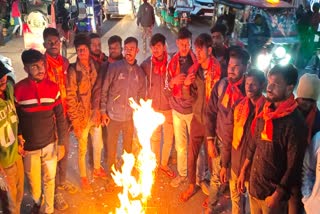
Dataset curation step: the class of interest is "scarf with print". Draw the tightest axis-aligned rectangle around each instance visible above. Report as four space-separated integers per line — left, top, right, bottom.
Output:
191 55 221 102
151 52 168 75
233 95 265 149
221 77 245 108
252 94 297 142
45 52 67 113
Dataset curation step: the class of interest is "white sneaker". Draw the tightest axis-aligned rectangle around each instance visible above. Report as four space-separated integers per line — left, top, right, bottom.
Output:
170 175 187 188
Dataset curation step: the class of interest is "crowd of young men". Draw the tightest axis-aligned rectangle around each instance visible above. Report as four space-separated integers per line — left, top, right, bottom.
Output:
0 23 320 214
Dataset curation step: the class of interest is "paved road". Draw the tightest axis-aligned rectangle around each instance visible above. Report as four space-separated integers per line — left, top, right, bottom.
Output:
1 15 235 214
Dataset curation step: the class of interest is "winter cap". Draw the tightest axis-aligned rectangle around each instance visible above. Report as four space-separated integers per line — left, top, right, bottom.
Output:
297 73 320 101
0 61 10 79
21 49 44 65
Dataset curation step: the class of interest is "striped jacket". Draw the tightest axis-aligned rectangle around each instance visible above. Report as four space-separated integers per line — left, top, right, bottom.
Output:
14 77 67 151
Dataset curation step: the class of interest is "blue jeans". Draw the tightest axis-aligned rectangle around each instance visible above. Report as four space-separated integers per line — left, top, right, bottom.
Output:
208 140 222 212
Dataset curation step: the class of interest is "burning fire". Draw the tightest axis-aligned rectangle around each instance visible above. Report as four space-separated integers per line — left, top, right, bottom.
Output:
111 98 165 213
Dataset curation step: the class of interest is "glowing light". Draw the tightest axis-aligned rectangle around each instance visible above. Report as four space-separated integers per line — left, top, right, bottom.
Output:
279 54 291 66
257 53 272 72
112 98 165 213
266 0 279 4
274 46 286 59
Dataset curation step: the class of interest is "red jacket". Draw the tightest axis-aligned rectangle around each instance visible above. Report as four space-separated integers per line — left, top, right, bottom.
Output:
15 77 67 151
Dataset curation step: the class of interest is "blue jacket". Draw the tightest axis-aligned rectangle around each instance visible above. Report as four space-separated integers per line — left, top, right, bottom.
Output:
100 59 146 122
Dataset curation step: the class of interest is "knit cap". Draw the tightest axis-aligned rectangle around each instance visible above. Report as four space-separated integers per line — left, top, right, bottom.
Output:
297 73 320 101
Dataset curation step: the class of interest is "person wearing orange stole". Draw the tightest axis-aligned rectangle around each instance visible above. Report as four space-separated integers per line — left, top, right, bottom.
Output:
43 27 77 211
238 64 308 214
205 47 249 214
179 33 221 202
221 69 266 214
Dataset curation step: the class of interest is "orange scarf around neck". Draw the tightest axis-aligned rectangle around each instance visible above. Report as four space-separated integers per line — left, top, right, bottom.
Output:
221 77 244 108
254 94 297 142
45 53 67 109
152 52 168 75
233 96 266 149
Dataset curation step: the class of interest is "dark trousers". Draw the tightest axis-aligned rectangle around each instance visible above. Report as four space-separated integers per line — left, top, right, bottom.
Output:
102 126 108 164
187 116 207 185
55 133 70 189
288 185 304 214
106 119 134 173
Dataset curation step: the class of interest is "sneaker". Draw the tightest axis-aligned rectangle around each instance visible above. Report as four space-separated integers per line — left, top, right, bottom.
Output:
57 181 78 194
31 203 40 214
54 193 68 211
93 167 108 180
80 177 93 193
198 181 209 196
170 175 187 188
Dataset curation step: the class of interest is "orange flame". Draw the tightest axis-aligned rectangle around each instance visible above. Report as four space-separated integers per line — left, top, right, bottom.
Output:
112 98 165 213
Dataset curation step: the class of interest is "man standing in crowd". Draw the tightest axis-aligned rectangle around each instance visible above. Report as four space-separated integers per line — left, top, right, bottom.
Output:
221 69 266 214
43 27 77 211
66 34 105 193
300 75 320 214
165 27 200 189
180 33 221 202
295 73 320 214
89 33 108 64
91 35 124 167
0 61 24 214
296 73 320 143
211 23 228 78
88 32 107 170
302 131 320 214
15 49 67 214
100 37 146 183
205 47 249 213
238 64 307 214
137 0 155 53
140 33 175 177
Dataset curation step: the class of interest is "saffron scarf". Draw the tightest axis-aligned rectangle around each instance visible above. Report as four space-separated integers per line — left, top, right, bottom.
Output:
45 52 67 112
221 77 244 108
232 96 265 149
305 104 317 143
253 94 297 142
152 52 168 75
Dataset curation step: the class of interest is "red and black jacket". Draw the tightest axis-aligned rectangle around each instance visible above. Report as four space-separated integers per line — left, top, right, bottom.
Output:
14 77 67 151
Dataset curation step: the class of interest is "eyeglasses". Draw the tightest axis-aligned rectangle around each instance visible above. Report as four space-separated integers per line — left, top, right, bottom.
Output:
46 40 60 46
